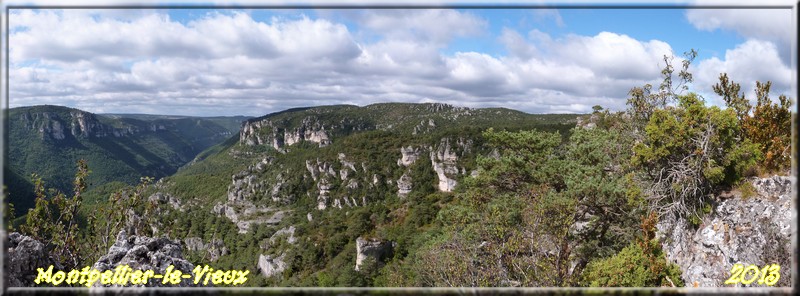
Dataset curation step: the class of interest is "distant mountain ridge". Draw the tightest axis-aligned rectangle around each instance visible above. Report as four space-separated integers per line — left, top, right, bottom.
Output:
239 103 576 151
4 104 251 216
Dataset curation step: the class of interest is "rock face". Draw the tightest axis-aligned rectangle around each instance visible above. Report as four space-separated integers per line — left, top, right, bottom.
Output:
148 192 183 211
657 175 793 287
397 173 413 198
92 230 198 287
257 225 298 278
257 254 286 278
240 116 331 149
355 237 395 271
430 137 471 192
18 109 148 140
183 237 229 262
212 201 286 233
5 232 63 287
227 157 273 202
302 157 368 211
397 146 421 166
271 226 297 245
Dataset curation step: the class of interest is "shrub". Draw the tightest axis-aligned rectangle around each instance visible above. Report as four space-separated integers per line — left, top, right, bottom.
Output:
714 74 793 173
632 93 760 218
581 213 683 287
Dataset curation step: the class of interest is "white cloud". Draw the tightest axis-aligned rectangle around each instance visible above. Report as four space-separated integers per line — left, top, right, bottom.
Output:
356 9 487 46
693 39 793 107
10 9 732 116
685 8 793 63
548 32 674 81
499 28 538 60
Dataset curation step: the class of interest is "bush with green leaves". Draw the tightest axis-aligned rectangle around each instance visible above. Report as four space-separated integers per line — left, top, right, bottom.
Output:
632 92 760 218
581 213 683 287
20 160 88 269
713 74 793 173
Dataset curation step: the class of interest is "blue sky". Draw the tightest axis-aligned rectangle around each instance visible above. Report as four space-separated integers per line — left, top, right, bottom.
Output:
6 2 795 116
164 8 742 60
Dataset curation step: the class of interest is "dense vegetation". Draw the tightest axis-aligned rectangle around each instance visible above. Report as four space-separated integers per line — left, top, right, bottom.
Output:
6 50 793 288
4 105 248 216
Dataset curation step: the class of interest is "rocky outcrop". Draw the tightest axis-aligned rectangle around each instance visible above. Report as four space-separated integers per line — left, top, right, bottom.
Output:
17 109 153 140
272 226 297 245
240 116 331 149
355 237 395 271
183 237 229 262
317 179 333 210
70 110 107 138
303 157 367 211
260 226 298 250
256 226 298 278
657 175 793 287
412 119 436 135
397 173 412 198
575 113 600 129
92 230 199 287
306 159 338 182
212 201 286 233
148 192 183 211
5 232 64 287
397 146 422 166
339 153 357 181
227 157 272 202
430 138 471 192
257 254 286 278
25 112 69 140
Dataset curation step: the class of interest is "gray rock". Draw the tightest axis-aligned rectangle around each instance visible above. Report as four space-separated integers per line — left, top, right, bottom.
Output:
92 230 200 287
355 237 395 271
5 232 64 287
257 254 286 278
657 175 793 287
430 138 460 192
241 117 330 148
148 192 184 212
206 239 229 262
270 226 297 245
397 146 422 167
184 237 205 252
183 237 228 262
397 173 413 197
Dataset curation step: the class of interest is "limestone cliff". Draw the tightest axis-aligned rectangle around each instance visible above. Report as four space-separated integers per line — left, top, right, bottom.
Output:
657 175 794 287
355 237 395 271
240 116 333 149
16 108 146 140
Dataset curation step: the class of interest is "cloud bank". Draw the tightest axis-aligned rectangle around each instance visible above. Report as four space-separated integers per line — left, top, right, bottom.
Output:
8 8 794 116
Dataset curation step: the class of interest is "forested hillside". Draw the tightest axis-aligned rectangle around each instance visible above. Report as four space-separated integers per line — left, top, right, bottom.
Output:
4 105 248 216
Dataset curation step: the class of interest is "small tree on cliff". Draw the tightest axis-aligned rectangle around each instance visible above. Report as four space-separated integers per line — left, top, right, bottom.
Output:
21 159 89 269
713 74 793 173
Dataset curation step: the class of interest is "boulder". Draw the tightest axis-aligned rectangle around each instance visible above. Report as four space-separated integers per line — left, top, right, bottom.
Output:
397 173 412 198
354 237 395 271
257 254 286 278
92 230 199 287
397 146 421 166
5 232 63 287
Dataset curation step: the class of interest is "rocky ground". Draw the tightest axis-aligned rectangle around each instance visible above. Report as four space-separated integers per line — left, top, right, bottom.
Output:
657 175 794 287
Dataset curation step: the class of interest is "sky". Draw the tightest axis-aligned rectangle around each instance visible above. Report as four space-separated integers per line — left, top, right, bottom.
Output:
5 1 796 116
